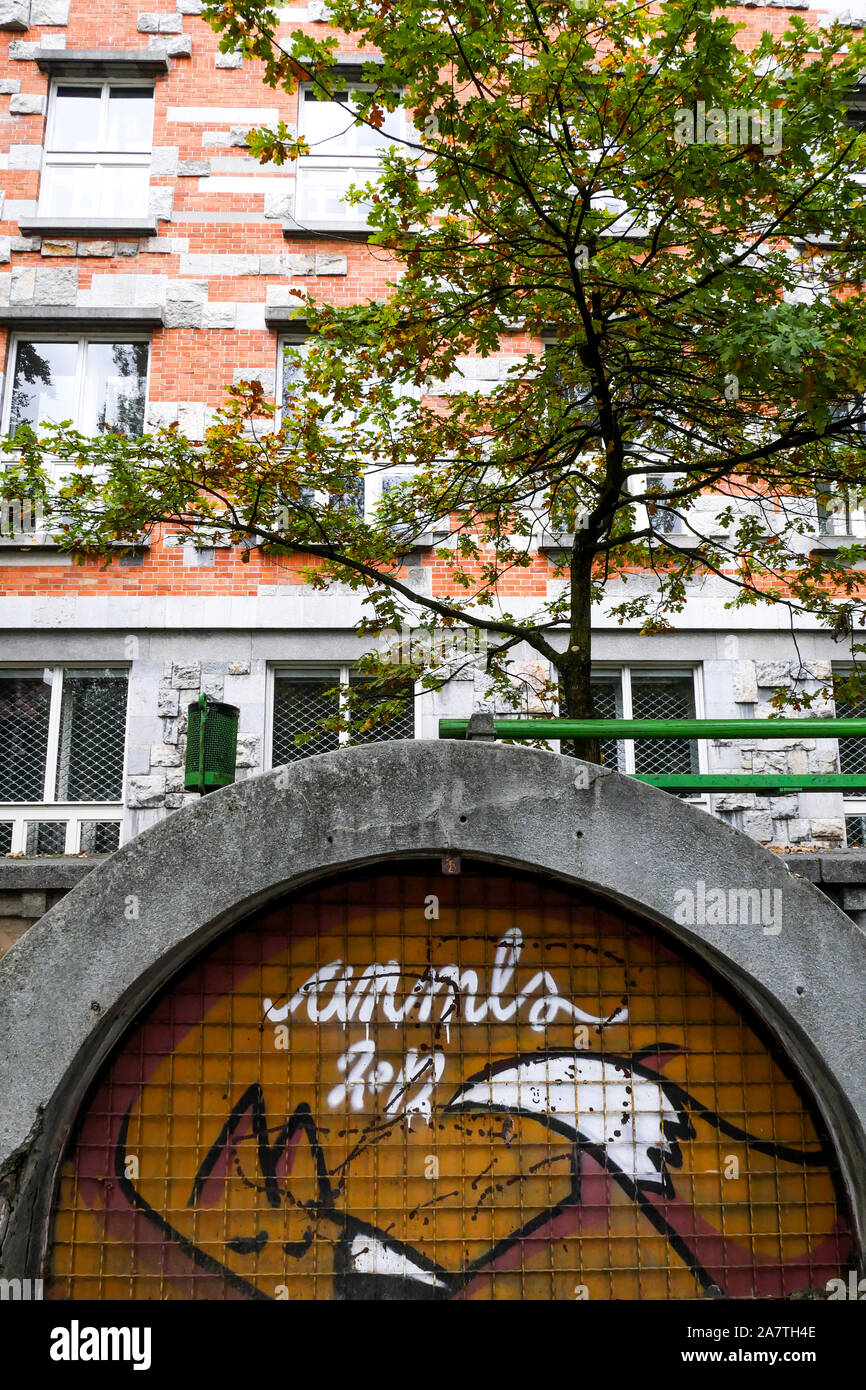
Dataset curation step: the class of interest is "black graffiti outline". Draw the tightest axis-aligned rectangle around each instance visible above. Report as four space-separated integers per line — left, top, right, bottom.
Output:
112 1044 835 1302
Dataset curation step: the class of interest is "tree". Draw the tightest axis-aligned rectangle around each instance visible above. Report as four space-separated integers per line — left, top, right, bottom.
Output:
7 0 866 759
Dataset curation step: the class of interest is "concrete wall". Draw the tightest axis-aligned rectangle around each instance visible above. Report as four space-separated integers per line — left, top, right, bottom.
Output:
6 845 866 958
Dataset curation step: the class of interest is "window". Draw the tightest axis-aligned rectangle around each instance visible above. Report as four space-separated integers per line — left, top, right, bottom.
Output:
5 337 150 437
589 667 700 775
817 485 866 537
295 83 405 223
832 670 866 846
40 82 154 219
277 338 365 520
0 667 128 855
270 666 415 765
628 471 686 537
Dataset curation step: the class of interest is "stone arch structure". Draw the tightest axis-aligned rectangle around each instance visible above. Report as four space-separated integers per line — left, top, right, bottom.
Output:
1 741 864 1294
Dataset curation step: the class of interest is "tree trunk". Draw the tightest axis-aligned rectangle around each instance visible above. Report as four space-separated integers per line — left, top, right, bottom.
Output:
557 543 600 764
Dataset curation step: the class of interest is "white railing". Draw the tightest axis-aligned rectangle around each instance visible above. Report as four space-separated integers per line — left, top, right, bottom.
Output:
0 804 123 856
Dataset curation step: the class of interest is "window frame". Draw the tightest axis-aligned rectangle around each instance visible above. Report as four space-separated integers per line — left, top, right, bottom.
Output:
2 331 153 440
295 80 408 224
588 663 706 776
832 667 866 834
265 662 418 769
40 78 155 220
0 663 129 855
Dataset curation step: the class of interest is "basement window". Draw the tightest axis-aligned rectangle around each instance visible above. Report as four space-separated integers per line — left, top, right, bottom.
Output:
589 666 701 776
0 666 128 855
269 665 416 765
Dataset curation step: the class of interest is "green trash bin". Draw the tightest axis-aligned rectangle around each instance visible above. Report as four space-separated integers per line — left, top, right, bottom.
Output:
184 693 240 794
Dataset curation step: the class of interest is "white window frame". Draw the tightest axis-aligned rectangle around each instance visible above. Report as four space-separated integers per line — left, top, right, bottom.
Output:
832 666 866 825
0 663 129 855
817 486 866 538
265 662 417 769
40 78 154 219
295 80 408 224
588 663 707 776
2 332 152 441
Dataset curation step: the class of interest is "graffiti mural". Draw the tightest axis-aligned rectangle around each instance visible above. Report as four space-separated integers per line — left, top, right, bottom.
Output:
48 865 852 1300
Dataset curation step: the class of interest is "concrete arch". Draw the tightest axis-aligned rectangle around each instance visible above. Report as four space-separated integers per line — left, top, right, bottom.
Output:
1 740 865 1275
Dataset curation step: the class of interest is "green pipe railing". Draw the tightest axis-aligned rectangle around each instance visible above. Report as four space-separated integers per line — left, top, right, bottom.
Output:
438 717 866 792
439 717 866 740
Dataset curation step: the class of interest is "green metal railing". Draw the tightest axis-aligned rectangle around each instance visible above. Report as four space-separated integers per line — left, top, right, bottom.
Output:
437 717 866 793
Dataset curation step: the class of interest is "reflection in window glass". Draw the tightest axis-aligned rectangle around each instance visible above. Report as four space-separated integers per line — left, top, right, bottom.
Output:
105 88 154 152
302 89 400 155
53 85 101 151
88 342 149 437
9 342 78 430
39 166 98 219
42 82 154 219
7 339 149 437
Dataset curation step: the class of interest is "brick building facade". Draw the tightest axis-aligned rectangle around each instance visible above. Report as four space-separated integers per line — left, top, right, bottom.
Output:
1 0 865 876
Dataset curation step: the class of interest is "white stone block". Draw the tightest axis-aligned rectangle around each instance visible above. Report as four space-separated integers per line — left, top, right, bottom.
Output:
150 145 179 176
0 0 30 31
10 266 36 302
30 0 70 21
315 253 348 276
264 188 294 220
127 774 166 807
755 660 793 687
232 367 275 394
732 658 758 703
10 93 47 116
202 302 236 329
234 302 266 330
148 186 174 221
176 402 206 438
8 143 42 170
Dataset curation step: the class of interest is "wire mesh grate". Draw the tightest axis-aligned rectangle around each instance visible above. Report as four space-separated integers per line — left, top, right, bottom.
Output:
0 672 52 801
48 862 852 1302
346 673 415 744
590 677 624 770
631 676 697 775
0 822 12 855
55 670 128 802
834 690 866 776
845 815 866 848
272 675 341 763
25 820 66 855
78 820 121 855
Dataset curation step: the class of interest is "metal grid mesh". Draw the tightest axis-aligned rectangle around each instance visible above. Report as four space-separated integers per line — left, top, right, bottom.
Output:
631 676 697 775
79 820 121 855
346 673 415 744
0 822 12 855
55 670 128 802
25 820 66 855
0 672 52 802
590 677 624 770
845 815 866 848
272 675 341 763
834 690 866 776
49 864 851 1302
